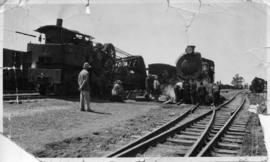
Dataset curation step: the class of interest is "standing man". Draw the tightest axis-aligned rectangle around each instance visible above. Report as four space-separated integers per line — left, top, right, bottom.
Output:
153 75 160 101
205 83 214 106
197 82 206 105
183 80 191 104
190 79 197 104
37 73 48 95
78 62 92 112
145 74 152 100
213 83 220 105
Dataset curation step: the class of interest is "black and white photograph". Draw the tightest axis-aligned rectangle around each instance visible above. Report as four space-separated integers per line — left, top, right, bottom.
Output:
1 0 269 161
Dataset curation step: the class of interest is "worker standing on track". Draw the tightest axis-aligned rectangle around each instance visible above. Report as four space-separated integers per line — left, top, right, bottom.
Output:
78 62 92 112
205 83 214 106
190 79 197 104
213 83 220 105
197 82 206 105
183 80 191 104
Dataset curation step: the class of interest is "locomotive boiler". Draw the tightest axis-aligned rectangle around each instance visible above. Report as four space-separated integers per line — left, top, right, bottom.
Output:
176 46 214 83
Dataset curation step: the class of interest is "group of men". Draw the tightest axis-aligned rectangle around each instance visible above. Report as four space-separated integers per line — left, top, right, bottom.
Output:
174 80 220 105
78 62 221 111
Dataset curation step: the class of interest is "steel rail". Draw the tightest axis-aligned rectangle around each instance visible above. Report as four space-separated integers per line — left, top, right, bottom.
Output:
106 104 199 157
184 91 245 156
114 107 214 157
184 108 216 157
197 96 246 157
107 91 243 157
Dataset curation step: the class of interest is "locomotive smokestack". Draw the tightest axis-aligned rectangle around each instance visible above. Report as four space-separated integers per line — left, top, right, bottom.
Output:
56 18 63 27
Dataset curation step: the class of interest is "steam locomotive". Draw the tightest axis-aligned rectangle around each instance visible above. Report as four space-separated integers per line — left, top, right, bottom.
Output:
250 77 267 93
176 45 219 104
176 46 214 83
4 19 146 97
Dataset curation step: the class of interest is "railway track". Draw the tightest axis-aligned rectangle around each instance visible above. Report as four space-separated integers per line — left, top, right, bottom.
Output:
106 104 199 157
107 91 245 157
197 96 248 157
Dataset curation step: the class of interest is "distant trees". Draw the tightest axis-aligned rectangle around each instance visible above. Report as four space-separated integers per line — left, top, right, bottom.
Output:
231 74 244 89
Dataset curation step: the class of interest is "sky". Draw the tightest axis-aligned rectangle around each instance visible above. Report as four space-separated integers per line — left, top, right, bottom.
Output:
2 0 268 84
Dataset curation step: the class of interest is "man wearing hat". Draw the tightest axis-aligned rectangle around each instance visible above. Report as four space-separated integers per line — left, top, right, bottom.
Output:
78 62 92 112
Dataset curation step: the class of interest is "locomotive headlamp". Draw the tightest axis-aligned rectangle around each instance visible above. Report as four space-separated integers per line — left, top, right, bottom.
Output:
185 45 195 54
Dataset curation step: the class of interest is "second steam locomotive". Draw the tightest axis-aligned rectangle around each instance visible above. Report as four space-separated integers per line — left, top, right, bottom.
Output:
175 45 220 105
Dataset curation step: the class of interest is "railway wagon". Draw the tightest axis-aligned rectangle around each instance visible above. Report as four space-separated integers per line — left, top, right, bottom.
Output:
3 48 33 93
250 77 267 93
148 63 177 85
27 19 116 96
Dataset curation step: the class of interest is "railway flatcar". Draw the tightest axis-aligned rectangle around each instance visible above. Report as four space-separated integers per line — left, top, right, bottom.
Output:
250 77 267 93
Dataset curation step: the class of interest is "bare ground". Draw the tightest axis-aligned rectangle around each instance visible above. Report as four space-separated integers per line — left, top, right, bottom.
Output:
4 90 265 157
3 99 158 153
3 98 195 157
240 112 267 156
240 93 267 156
